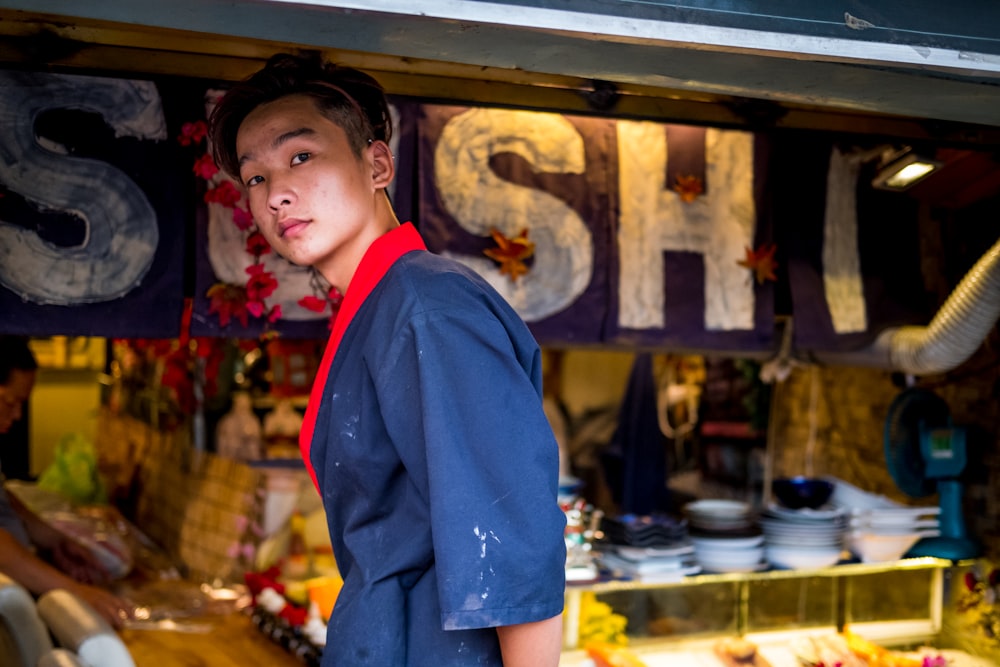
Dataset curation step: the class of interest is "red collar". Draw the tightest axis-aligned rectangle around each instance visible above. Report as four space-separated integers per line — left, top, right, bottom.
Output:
299 223 427 491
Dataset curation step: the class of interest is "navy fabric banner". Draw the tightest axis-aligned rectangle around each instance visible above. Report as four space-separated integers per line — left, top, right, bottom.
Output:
0 75 934 354
775 135 930 352
0 70 190 338
606 122 774 351
417 105 774 351
417 105 612 345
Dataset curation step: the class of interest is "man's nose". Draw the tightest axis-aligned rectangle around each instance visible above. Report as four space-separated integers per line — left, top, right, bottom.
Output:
267 179 295 212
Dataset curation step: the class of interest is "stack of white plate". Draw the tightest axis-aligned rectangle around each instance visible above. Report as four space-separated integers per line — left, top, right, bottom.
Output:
759 504 848 570
683 499 754 533
689 533 767 573
599 543 701 582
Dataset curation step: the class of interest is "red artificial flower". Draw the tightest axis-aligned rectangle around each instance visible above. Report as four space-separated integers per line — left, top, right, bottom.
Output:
192 153 219 180
158 343 197 412
244 566 285 597
483 227 535 282
965 571 979 591
191 337 215 359
204 181 242 207
673 174 704 203
206 282 250 328
245 263 278 301
298 295 328 313
197 338 223 382
278 604 308 627
267 304 282 323
246 230 271 257
327 287 344 308
737 243 779 284
177 120 207 147
232 207 255 231
246 300 265 318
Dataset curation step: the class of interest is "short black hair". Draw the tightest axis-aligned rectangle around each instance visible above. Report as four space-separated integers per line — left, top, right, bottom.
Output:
209 52 393 180
0 336 37 385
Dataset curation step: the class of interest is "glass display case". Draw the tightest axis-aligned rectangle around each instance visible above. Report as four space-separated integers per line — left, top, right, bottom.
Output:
563 557 953 654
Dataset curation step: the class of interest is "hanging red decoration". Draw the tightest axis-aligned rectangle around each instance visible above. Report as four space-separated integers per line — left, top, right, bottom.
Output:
206 283 251 328
483 227 535 282
114 299 227 419
673 174 704 203
737 243 779 284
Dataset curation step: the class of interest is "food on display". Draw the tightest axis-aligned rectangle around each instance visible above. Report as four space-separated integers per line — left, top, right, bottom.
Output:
791 630 953 667
578 591 629 646
584 640 649 667
715 637 772 667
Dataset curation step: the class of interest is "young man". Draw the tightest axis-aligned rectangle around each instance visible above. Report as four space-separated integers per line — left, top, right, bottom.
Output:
210 54 567 665
0 336 132 628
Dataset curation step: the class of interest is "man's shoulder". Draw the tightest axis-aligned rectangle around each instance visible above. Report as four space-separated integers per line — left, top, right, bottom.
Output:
386 251 496 301
364 251 528 334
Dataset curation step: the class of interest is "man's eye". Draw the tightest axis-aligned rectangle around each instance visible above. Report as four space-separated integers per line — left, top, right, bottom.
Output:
291 152 310 165
244 175 263 187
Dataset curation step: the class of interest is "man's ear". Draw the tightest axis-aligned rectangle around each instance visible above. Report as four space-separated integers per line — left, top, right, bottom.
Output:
370 140 395 189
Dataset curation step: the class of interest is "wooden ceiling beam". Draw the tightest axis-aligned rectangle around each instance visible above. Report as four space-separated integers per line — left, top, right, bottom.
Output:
0 9 998 147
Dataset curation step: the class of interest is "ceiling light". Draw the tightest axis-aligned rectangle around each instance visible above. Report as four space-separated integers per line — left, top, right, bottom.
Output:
872 149 942 191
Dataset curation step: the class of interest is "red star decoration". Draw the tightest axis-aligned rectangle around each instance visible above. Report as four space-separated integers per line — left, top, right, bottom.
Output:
738 243 779 284
483 227 535 282
206 282 250 328
673 174 704 203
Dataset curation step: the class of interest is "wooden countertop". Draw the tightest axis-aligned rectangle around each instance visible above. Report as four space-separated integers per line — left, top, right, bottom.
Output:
120 611 304 667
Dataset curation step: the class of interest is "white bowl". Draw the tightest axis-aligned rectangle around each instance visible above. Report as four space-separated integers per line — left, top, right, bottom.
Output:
847 531 938 562
690 534 764 550
696 546 765 568
684 499 751 517
765 545 843 570
699 559 768 573
848 517 940 534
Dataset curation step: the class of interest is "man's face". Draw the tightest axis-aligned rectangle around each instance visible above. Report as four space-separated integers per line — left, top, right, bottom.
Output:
0 369 35 434
235 94 394 292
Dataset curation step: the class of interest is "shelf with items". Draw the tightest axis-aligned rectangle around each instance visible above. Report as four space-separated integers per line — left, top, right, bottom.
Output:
563 557 957 651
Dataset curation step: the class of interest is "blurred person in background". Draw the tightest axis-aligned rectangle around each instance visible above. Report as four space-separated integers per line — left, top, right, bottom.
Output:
0 335 132 627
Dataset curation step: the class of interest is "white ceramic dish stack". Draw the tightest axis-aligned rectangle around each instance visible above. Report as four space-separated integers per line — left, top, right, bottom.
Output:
759 504 848 570
689 533 767 573
683 499 769 573
683 499 754 533
600 543 701 582
823 476 941 562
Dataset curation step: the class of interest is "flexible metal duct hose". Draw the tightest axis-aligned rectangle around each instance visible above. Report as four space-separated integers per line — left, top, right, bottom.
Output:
882 235 1000 375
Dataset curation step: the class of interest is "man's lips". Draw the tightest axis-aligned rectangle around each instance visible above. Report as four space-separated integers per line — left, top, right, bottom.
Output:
278 218 308 238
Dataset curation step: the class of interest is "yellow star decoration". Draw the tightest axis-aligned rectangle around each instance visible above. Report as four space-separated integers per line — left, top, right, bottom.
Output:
483 227 535 282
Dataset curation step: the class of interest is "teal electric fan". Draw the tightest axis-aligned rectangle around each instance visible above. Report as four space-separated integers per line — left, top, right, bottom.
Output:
883 387 979 560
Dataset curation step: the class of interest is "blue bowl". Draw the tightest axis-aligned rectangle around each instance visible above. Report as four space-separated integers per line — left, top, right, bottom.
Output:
772 477 835 510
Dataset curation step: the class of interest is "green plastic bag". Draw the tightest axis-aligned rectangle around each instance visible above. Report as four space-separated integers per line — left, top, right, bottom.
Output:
37 432 107 505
